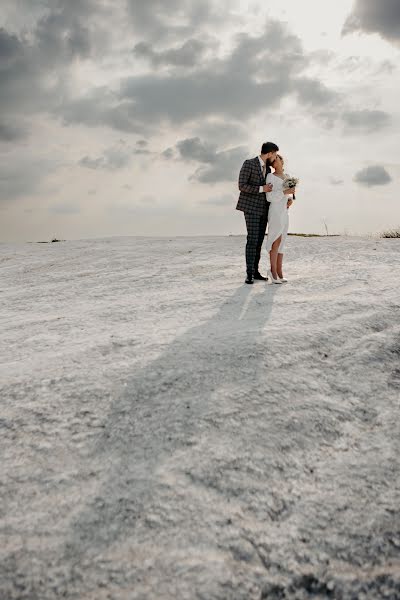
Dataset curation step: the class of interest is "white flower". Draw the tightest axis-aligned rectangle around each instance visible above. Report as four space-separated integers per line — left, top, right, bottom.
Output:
283 176 299 190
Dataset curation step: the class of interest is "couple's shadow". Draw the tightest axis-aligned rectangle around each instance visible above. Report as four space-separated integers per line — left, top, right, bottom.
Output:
63 282 278 560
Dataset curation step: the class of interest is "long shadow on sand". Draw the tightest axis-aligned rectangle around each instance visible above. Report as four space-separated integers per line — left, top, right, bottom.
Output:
61 282 278 567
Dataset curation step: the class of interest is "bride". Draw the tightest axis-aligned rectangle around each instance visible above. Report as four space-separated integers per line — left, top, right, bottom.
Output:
265 154 295 283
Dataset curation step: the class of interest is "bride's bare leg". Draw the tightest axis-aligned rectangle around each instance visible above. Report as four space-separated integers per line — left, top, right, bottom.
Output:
269 237 282 278
277 252 284 279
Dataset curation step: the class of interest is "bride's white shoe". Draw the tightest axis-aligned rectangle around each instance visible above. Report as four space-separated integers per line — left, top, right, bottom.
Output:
279 277 288 283
268 270 283 284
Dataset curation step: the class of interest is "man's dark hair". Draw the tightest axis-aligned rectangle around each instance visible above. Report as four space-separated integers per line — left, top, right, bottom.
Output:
261 142 279 154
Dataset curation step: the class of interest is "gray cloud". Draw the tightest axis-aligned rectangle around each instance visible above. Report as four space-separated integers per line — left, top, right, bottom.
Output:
127 0 228 42
127 0 190 40
0 27 22 63
0 1 113 119
329 177 344 186
337 55 396 76
169 137 248 183
354 165 392 187
162 148 175 159
2 0 391 210
79 156 105 170
295 77 338 107
133 39 207 68
176 137 216 163
192 120 247 146
79 144 134 171
35 8 91 63
0 120 28 141
191 146 248 184
0 1 49 29
0 4 105 164
0 6 137 151
117 21 337 130
343 0 400 45
1 7 338 146
342 109 391 132
60 90 148 135
134 139 151 155
0 28 40 114
309 49 335 65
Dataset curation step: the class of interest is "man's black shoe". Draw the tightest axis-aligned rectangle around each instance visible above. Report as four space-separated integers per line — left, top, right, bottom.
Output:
254 272 267 281
245 275 254 284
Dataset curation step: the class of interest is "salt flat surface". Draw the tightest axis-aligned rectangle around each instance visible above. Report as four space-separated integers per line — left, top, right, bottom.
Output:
1 235 399 599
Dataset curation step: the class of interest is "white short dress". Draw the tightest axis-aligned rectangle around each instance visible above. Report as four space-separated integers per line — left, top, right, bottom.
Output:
265 172 289 253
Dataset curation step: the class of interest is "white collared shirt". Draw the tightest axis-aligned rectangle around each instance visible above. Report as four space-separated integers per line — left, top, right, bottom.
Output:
259 156 266 193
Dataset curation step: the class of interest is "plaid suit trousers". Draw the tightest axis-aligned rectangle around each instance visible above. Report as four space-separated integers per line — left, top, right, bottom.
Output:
244 211 268 276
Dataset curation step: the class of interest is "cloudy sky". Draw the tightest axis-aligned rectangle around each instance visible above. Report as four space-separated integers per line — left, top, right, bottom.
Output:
1 0 399 241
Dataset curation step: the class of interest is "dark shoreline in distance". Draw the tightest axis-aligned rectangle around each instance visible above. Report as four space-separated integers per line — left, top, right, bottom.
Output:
228 233 340 238
287 233 340 237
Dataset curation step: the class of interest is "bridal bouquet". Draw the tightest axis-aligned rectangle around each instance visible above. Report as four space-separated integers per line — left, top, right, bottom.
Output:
283 175 298 199
283 176 298 191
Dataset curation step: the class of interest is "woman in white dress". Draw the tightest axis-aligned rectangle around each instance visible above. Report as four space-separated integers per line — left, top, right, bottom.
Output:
265 155 295 283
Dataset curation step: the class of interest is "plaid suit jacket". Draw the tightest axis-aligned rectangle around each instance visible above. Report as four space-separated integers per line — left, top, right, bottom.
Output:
236 157 271 216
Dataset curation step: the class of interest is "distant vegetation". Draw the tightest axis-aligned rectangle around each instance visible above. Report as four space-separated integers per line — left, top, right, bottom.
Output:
381 229 400 238
229 233 339 238
287 233 340 237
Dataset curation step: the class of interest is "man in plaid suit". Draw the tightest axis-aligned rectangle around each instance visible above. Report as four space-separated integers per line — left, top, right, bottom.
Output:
236 141 279 284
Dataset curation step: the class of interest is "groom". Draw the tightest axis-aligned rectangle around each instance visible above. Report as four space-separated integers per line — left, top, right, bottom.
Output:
236 141 279 284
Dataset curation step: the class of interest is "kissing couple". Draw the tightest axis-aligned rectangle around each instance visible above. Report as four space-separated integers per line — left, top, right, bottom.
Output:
236 141 297 284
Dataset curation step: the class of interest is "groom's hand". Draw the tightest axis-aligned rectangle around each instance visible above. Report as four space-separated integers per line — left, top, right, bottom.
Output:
263 183 273 192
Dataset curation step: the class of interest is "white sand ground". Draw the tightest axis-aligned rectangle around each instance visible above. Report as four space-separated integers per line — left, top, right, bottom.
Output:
1 235 399 600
